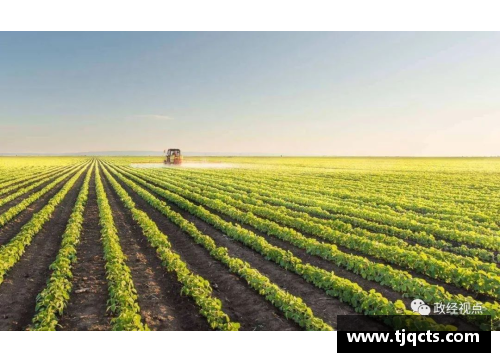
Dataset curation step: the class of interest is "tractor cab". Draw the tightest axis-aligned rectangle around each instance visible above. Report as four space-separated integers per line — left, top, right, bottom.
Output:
164 149 182 165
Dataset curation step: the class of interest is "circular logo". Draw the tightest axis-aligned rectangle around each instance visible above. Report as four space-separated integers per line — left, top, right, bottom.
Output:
418 304 431 316
411 299 426 312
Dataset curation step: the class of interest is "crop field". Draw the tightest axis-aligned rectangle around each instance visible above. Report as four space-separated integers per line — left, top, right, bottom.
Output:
0 156 498 331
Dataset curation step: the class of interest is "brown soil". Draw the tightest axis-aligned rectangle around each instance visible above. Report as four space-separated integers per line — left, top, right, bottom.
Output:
290 227 498 303
105 168 300 331
0 177 74 247
0 162 484 331
111 168 389 331
0 170 86 330
0 171 62 197
182 189 495 304
58 170 110 331
0 173 65 215
101 173 210 331
191 202 478 330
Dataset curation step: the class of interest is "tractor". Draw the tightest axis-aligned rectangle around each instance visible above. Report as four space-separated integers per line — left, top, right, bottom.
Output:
164 149 183 165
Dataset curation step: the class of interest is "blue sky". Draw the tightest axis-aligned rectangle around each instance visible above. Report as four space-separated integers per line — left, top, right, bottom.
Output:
0 32 499 156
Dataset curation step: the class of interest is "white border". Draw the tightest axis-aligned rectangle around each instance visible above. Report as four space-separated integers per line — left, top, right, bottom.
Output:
0 331 498 361
1 0 500 31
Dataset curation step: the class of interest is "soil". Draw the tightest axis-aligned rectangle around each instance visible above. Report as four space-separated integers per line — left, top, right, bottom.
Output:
100 174 210 331
164 177 495 304
0 162 488 331
291 228 498 303
0 173 65 215
104 170 301 331
0 171 86 330
58 170 110 331
124 169 480 330
109 167 389 331
0 177 75 247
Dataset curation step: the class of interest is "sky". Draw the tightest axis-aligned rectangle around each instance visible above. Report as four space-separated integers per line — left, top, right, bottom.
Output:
0 32 499 156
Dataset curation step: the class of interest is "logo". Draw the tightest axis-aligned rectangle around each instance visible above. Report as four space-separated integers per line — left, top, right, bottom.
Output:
411 299 431 315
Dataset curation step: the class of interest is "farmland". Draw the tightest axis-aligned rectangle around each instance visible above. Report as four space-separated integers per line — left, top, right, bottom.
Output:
0 156 498 331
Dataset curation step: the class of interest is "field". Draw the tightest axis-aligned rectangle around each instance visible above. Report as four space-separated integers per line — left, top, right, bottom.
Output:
0 156 498 331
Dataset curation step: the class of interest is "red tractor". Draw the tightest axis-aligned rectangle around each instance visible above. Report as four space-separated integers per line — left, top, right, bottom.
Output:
164 149 182 165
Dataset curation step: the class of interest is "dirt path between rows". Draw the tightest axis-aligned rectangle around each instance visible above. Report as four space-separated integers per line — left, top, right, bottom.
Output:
107 169 300 331
199 202 478 330
290 225 497 304
142 173 482 329
0 170 86 330
101 172 210 330
153 174 495 304
0 173 67 215
58 170 110 331
113 169 388 331
0 177 74 247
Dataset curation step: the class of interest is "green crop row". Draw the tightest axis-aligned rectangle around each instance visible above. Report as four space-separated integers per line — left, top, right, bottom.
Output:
0 162 83 209
0 163 86 228
94 165 147 331
106 163 456 332
30 163 94 331
103 163 332 331
101 164 240 331
194 166 498 226
179 168 500 244
123 166 499 330
0 164 68 188
0 164 89 286
163 168 500 253
149 170 498 268
185 170 496 262
136 167 499 298
0 164 70 197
